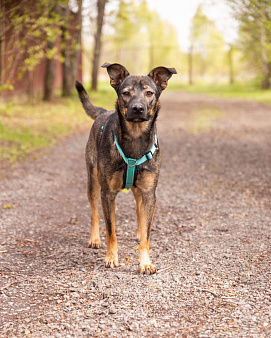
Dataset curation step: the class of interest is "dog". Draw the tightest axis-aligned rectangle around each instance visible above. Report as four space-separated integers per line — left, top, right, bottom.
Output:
75 63 177 274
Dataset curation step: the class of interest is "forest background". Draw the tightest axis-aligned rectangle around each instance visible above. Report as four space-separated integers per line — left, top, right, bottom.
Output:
0 0 271 163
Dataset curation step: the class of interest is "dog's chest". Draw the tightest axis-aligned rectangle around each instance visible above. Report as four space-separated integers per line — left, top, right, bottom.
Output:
107 166 155 192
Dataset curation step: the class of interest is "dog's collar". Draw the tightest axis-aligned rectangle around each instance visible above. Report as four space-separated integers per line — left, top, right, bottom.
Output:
114 133 158 189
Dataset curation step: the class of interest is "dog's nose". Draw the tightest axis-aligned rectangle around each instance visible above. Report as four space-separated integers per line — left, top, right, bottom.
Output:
132 104 144 114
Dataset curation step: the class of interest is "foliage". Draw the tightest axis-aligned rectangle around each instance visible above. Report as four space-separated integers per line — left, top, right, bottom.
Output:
1 0 82 96
227 0 271 88
189 5 227 79
1 0 64 89
102 0 181 74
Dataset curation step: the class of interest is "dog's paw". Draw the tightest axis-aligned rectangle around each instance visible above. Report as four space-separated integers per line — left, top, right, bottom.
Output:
104 253 119 268
88 238 102 249
139 264 157 275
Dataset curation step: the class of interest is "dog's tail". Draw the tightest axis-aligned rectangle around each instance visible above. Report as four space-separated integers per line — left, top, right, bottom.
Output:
75 81 107 120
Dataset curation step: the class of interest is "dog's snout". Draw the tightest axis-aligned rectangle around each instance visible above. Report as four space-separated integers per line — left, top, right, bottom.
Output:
132 104 144 114
126 99 148 122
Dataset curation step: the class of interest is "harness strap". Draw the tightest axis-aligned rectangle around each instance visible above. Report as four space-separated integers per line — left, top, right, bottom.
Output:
114 133 158 189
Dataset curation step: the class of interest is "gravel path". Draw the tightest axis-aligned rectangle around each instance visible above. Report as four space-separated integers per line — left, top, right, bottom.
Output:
0 92 271 337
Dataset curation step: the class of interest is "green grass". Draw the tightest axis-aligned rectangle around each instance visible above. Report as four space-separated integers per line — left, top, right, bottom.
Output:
169 80 271 105
0 83 116 163
189 107 223 134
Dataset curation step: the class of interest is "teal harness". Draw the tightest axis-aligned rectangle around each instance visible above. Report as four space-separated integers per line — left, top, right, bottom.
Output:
114 133 158 189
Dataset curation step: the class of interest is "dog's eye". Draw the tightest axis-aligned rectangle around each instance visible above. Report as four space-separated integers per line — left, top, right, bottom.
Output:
123 91 130 96
146 91 153 97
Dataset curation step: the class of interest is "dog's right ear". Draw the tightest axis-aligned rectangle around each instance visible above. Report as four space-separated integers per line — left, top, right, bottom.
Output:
101 63 130 91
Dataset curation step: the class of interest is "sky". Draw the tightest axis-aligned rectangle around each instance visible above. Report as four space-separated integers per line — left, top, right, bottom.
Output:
146 0 238 52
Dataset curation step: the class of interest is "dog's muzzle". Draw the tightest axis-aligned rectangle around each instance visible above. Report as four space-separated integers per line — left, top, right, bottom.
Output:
126 103 148 122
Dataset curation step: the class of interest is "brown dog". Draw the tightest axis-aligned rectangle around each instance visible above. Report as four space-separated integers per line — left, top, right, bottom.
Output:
76 63 176 274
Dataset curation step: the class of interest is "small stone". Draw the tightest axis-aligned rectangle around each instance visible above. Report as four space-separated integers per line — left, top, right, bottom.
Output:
69 216 77 224
109 307 117 314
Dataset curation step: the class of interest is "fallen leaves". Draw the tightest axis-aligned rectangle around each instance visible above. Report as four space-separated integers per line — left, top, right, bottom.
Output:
3 205 14 209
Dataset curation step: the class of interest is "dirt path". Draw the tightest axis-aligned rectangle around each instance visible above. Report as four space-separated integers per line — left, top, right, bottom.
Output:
1 92 271 337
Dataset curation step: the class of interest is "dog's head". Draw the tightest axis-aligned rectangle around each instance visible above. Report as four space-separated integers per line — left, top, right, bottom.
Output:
102 63 177 123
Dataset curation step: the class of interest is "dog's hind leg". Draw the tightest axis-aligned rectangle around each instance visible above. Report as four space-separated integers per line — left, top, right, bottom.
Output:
87 165 101 248
101 190 119 268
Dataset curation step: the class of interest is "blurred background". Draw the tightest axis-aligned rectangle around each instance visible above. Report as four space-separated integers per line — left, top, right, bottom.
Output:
0 0 271 163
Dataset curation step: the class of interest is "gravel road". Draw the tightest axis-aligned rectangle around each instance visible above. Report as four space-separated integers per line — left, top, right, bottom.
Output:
0 92 271 337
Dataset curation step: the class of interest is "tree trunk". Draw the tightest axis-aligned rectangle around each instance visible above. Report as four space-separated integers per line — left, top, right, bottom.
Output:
149 43 154 71
43 40 56 101
61 0 82 97
188 45 193 85
0 0 5 87
61 6 72 97
71 0 82 88
91 0 107 91
228 45 234 85
259 6 270 89
43 4 58 102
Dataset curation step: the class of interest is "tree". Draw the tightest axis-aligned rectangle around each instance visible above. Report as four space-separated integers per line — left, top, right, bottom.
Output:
189 5 226 84
228 45 235 84
61 0 83 97
1 0 60 95
103 0 180 75
43 3 59 101
91 0 107 91
0 0 82 99
227 0 271 89
189 5 208 85
0 0 5 88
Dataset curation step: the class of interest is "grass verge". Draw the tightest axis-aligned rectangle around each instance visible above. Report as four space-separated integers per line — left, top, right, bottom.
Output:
0 82 116 163
169 80 271 105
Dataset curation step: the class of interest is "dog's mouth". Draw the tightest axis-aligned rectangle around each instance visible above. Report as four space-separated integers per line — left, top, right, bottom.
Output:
126 117 149 123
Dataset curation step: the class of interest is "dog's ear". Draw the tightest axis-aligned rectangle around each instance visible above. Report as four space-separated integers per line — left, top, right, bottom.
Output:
101 63 130 91
148 66 177 91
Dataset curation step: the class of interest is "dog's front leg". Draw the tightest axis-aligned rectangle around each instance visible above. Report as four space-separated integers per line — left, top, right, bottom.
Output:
133 188 157 274
101 190 119 268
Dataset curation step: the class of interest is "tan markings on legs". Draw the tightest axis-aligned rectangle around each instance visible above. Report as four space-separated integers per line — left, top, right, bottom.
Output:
87 166 101 248
133 186 157 275
101 191 119 268
139 199 156 274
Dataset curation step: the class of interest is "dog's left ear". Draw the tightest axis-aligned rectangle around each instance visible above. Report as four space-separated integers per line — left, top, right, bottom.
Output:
148 66 177 91
101 62 130 91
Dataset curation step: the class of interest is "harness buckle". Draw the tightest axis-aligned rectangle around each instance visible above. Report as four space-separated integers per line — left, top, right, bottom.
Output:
126 158 137 167
146 151 153 160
